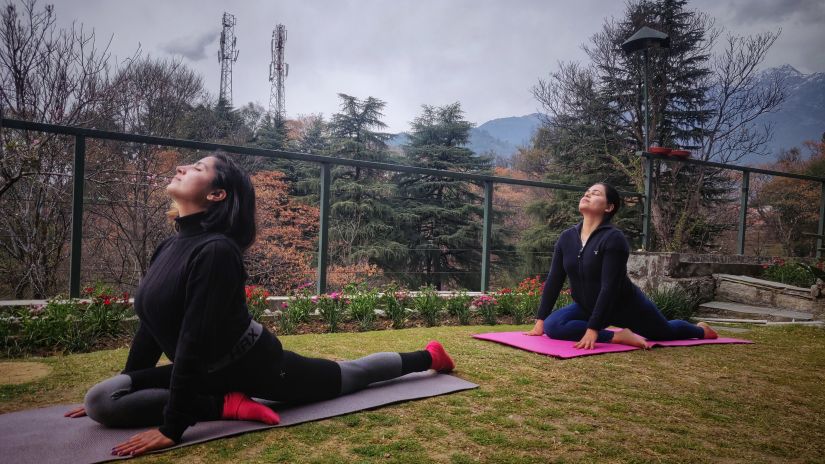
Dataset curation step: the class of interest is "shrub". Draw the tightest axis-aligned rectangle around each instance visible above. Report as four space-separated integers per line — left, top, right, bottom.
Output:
287 283 316 323
445 290 472 325
413 285 442 327
275 301 299 335
1 283 133 356
553 289 574 310
761 258 817 288
494 288 518 316
511 277 544 324
473 294 498 325
513 294 538 325
245 285 272 321
314 292 347 333
381 284 409 329
347 284 380 332
649 285 698 320
799 262 825 284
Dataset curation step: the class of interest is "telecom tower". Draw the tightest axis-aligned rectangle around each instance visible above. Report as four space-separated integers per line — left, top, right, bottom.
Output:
218 12 239 106
269 24 288 121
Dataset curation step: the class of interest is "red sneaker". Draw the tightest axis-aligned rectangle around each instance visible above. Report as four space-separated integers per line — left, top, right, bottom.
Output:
222 392 280 425
425 340 455 373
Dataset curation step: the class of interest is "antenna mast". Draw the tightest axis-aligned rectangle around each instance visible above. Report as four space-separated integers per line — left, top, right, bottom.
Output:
218 12 239 106
269 24 288 120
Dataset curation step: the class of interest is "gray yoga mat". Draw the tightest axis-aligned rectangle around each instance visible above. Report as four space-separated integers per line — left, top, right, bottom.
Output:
0 371 477 464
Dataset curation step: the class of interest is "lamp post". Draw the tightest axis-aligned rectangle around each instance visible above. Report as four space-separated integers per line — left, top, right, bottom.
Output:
622 26 669 251
622 26 670 150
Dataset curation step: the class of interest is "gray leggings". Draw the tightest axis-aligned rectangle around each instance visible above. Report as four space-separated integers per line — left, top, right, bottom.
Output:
85 352 405 427
84 374 169 427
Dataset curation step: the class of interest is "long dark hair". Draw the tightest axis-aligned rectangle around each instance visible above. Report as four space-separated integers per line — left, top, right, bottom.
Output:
201 152 257 250
596 182 622 223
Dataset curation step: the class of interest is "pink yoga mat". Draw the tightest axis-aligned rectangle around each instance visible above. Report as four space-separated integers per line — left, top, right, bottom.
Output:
471 331 753 359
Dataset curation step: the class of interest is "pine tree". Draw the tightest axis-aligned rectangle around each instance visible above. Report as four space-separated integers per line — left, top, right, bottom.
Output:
527 0 779 252
392 103 501 290
295 115 328 154
256 114 289 150
253 113 301 177
325 94 405 269
288 115 327 197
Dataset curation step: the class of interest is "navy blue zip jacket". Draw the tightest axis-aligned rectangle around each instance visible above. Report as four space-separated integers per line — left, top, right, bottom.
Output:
535 222 640 329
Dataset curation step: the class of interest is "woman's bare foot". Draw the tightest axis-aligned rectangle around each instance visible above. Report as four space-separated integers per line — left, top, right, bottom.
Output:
611 328 650 349
697 322 718 339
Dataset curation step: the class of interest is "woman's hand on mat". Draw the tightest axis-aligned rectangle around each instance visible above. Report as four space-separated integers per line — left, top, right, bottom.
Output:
112 429 175 457
64 406 87 418
574 329 599 350
525 319 544 336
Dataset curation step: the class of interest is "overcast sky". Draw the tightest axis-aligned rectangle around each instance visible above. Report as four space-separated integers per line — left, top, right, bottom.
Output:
50 0 825 132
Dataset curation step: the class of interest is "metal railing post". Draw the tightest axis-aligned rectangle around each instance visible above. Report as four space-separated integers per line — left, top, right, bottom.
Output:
481 181 493 292
642 154 653 251
316 163 331 295
737 171 750 255
69 136 86 298
818 182 825 259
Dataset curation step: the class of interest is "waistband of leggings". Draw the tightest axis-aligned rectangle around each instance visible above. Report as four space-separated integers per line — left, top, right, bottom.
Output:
206 319 263 374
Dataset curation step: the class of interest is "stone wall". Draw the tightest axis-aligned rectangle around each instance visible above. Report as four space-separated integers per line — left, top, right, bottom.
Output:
626 252 774 303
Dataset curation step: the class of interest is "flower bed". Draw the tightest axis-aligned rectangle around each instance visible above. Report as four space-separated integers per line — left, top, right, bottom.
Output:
0 284 134 356
1 277 569 356
270 277 570 335
759 257 822 288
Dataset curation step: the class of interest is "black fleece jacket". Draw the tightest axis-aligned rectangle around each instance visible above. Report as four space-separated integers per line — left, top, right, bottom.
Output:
123 212 274 443
535 222 638 329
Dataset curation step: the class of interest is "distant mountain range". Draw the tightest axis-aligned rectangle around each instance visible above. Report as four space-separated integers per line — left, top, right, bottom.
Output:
750 65 825 164
387 114 543 163
388 65 825 166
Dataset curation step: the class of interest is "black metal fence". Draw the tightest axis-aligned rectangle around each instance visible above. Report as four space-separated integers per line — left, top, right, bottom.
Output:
2 117 824 299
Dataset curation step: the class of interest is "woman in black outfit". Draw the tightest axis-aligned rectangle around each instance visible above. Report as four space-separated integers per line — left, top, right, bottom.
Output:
65 153 455 457
525 183 717 349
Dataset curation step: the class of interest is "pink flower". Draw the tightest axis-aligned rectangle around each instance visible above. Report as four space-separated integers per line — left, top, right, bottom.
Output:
281 302 288 309
472 295 498 307
311 295 319 304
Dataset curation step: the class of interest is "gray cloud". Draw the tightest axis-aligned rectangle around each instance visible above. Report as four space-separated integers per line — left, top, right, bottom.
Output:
160 30 219 61
51 0 825 132
727 0 825 25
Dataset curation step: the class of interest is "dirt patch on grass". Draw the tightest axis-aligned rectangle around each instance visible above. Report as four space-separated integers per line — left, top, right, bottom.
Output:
0 361 52 385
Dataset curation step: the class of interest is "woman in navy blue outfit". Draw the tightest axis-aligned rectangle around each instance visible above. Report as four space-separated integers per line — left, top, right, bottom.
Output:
525 183 717 349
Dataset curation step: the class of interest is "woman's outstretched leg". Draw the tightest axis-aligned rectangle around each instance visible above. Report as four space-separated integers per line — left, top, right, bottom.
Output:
338 341 453 395
544 303 614 343
619 296 714 341
261 341 455 403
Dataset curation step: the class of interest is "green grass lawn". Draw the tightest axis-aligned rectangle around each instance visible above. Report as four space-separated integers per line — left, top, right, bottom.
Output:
2 324 825 463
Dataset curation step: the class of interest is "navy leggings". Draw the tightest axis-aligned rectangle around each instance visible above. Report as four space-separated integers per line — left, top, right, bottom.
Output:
544 297 704 343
